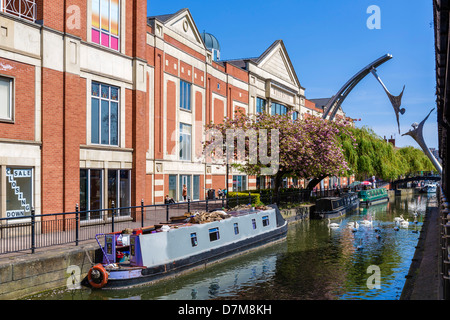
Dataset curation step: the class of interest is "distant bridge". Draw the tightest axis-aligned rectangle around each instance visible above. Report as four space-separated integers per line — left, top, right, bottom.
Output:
390 171 441 189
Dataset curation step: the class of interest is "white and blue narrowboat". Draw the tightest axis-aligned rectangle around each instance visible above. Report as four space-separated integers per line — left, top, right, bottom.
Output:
85 205 287 289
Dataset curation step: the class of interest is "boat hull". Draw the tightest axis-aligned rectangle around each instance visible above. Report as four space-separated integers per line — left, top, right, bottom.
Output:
359 196 389 206
358 188 389 206
101 221 287 289
312 192 360 220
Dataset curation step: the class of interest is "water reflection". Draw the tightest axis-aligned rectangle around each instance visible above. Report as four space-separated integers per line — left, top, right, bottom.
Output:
26 194 435 300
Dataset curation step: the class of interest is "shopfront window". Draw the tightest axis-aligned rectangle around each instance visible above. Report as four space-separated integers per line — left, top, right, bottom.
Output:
80 169 131 221
232 175 247 192
5 168 32 218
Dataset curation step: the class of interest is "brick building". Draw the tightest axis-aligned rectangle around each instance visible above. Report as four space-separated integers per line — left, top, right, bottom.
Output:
0 1 351 221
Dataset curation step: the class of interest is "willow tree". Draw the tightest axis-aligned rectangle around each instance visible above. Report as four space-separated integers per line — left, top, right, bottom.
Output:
339 126 435 181
203 111 355 196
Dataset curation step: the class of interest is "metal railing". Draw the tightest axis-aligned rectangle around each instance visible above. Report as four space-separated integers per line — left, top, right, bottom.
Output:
0 187 350 256
0 0 36 22
438 186 450 300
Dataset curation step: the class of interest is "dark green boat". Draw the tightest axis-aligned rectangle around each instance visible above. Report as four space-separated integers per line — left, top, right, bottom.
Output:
357 187 389 206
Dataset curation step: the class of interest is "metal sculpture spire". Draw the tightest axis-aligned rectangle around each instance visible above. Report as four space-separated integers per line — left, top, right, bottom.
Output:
322 54 406 128
402 108 442 174
370 68 406 134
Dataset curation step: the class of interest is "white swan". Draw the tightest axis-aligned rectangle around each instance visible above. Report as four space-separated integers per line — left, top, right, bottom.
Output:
394 215 405 223
361 219 373 227
328 219 340 228
400 219 409 228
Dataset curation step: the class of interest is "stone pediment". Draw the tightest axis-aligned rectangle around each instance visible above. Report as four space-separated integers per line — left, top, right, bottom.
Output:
161 9 205 50
256 40 300 88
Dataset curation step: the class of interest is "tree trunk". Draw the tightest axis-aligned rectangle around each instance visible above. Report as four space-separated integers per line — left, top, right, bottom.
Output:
272 171 285 203
306 175 327 191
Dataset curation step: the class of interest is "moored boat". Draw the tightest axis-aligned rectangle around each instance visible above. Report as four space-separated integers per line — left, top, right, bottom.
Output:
419 182 437 193
84 205 287 289
358 187 389 206
312 192 360 219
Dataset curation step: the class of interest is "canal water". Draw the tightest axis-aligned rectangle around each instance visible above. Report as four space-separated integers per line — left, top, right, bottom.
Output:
27 193 434 300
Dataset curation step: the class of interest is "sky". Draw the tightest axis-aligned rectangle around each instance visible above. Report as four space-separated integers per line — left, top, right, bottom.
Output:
147 0 438 150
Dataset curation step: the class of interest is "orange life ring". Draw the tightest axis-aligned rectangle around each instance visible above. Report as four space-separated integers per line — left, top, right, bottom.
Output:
87 264 109 289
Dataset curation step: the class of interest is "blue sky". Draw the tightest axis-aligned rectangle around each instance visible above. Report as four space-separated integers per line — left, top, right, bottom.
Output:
147 0 437 149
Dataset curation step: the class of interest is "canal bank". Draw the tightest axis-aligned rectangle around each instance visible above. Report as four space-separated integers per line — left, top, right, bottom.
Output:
400 196 442 300
0 205 310 300
0 194 443 300
0 241 100 300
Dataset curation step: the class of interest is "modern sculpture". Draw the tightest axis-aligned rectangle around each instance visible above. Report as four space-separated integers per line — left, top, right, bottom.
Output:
402 108 442 174
322 54 406 132
370 68 406 134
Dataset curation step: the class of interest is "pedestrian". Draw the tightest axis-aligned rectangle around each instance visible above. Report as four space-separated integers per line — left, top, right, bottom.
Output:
182 184 187 201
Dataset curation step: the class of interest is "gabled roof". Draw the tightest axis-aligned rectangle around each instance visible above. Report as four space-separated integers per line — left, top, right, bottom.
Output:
147 8 206 51
223 40 302 89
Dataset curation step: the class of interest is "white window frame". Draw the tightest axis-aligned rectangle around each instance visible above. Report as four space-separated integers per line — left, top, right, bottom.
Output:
91 81 120 146
179 123 192 161
0 75 14 122
91 0 121 51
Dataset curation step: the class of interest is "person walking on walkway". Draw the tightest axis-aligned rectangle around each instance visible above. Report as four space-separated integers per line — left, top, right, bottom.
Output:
182 185 187 201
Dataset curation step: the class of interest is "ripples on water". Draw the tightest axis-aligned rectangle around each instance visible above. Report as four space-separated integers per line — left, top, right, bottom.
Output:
26 194 434 301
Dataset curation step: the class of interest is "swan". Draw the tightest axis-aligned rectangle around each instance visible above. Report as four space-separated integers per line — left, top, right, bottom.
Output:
361 219 372 227
374 222 381 232
348 222 359 232
328 219 340 228
356 239 363 250
400 219 409 228
394 215 405 223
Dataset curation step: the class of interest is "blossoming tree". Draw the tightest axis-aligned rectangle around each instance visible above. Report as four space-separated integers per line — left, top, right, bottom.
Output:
204 111 354 196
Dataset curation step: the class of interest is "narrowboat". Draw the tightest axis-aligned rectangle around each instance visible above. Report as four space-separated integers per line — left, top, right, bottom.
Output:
312 192 360 219
419 182 437 193
85 205 287 289
357 187 389 206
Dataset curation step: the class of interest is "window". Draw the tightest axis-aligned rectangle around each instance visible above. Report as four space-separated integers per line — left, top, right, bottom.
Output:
80 169 102 220
80 168 131 221
0 76 12 121
180 80 191 111
169 175 177 200
193 175 200 200
209 227 220 241
292 111 299 120
179 175 191 201
91 0 120 50
234 223 239 235
256 98 266 114
252 218 257 230
179 123 192 161
190 233 198 247
91 82 119 146
271 102 287 115
5 168 32 218
107 169 131 216
233 175 247 192
262 216 270 227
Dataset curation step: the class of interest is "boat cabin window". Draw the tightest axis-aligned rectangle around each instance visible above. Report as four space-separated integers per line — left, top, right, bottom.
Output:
252 218 257 229
262 216 270 227
190 233 198 247
209 228 220 242
234 223 239 235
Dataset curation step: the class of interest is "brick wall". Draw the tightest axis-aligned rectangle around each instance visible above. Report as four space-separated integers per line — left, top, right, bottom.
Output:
0 58 35 141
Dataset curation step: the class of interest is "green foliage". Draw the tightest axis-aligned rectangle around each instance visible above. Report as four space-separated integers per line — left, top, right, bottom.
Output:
339 126 435 180
227 192 263 207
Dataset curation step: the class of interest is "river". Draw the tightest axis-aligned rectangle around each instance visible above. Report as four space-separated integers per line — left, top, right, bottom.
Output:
26 193 433 300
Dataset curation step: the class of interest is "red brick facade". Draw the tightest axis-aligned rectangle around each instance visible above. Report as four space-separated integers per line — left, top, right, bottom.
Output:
0 2 352 221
